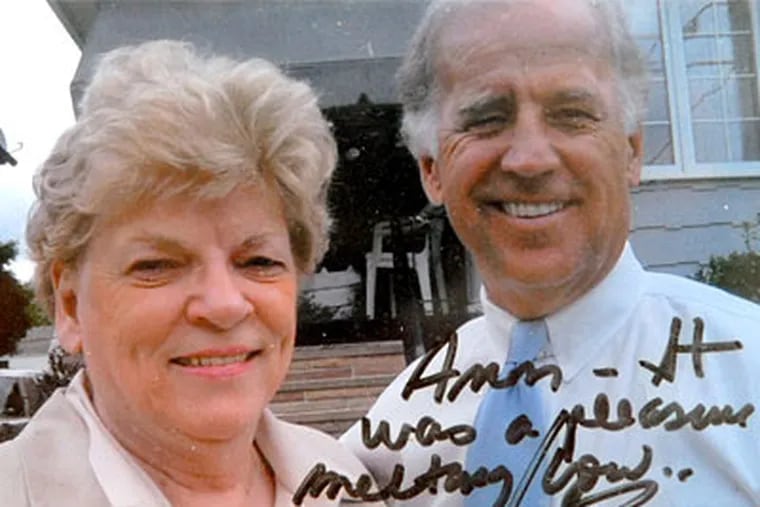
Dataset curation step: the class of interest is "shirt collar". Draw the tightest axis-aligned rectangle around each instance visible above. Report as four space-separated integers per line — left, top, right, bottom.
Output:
64 370 171 507
481 243 646 382
255 408 371 505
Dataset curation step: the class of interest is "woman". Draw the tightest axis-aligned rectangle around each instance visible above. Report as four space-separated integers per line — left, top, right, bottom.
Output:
0 40 383 507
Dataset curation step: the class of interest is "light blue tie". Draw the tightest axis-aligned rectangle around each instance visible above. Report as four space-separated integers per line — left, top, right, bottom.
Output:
465 319 550 507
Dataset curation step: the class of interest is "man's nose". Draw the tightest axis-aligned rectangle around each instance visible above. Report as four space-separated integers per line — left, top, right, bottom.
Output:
499 110 560 176
185 261 253 331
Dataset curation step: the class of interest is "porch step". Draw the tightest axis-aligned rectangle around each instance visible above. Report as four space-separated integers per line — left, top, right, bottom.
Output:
270 340 405 437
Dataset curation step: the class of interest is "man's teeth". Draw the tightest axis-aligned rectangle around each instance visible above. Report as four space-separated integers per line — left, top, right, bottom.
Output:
501 202 565 218
175 353 250 367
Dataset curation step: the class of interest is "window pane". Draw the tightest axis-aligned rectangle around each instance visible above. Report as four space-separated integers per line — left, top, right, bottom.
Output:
684 35 719 77
648 79 671 122
693 119 760 162
689 78 725 119
638 38 666 75
627 0 674 166
693 121 729 162
688 78 758 121
714 0 752 31
681 0 716 33
680 0 751 34
644 124 675 164
720 34 755 75
681 0 759 164
726 78 760 118
728 121 760 161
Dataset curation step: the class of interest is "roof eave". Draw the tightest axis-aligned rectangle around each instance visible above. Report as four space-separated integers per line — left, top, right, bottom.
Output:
46 0 99 49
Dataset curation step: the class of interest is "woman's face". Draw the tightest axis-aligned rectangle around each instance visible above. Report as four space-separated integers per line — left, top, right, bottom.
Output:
53 183 298 444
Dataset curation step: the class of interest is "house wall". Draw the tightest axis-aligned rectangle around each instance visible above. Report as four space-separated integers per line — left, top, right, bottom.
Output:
631 178 760 278
64 1 424 110
0 326 53 372
52 1 760 313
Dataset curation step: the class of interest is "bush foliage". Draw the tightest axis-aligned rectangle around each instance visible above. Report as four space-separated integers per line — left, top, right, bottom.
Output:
696 251 760 303
695 221 760 303
0 241 31 356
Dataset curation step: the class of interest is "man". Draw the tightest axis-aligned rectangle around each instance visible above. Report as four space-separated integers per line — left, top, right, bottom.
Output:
340 0 760 506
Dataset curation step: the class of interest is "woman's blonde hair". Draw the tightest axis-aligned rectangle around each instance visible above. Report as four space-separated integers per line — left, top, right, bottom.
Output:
27 40 337 316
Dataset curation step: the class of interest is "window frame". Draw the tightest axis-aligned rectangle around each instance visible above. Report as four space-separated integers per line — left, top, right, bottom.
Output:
639 0 760 181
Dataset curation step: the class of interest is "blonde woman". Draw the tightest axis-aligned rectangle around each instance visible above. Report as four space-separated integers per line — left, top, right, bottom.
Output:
0 40 383 507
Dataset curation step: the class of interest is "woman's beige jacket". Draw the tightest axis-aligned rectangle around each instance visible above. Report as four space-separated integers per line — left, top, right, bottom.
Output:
0 388 385 507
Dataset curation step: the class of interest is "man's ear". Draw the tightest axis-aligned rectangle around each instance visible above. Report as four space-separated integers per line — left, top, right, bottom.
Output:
626 128 644 187
51 260 83 354
418 155 444 205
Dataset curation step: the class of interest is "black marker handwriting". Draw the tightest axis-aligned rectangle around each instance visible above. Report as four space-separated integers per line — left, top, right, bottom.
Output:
592 368 618 378
401 332 460 403
545 447 655 507
342 391 753 504
560 393 753 433
571 393 636 431
402 332 562 404
361 415 476 451
292 454 512 506
677 468 694 482
639 317 743 386
529 410 658 507
298 315 754 505
638 397 754 430
505 414 539 444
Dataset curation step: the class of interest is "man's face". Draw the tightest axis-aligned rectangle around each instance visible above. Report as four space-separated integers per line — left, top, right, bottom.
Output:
420 0 643 318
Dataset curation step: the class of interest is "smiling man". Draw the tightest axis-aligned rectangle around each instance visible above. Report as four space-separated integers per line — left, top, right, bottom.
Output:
342 1 760 506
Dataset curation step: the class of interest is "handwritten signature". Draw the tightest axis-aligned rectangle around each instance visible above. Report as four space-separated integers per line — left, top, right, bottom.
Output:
292 317 754 505
292 407 658 506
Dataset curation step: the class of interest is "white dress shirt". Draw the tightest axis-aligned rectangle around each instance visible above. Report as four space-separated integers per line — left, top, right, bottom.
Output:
342 243 760 506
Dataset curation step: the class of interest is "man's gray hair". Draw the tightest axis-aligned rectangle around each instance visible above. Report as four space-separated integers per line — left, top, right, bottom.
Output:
397 0 648 158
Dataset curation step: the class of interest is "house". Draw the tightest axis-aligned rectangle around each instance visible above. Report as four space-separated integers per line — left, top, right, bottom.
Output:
48 0 760 340
625 1 760 276
0 326 53 371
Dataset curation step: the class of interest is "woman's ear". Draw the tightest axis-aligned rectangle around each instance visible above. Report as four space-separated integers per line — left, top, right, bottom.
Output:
51 260 83 354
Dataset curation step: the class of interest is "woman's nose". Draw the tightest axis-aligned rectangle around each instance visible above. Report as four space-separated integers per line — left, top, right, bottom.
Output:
185 262 253 331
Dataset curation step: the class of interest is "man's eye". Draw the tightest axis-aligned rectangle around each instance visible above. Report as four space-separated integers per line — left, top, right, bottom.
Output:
551 108 598 128
464 115 508 134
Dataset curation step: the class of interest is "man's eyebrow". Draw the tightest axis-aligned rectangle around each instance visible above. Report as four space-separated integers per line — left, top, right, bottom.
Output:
547 88 601 106
458 95 514 119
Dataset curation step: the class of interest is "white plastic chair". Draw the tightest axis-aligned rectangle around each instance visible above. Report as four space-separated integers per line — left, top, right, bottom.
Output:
364 219 448 318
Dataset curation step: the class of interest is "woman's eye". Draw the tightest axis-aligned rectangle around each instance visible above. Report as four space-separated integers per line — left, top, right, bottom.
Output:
129 259 179 277
238 256 286 275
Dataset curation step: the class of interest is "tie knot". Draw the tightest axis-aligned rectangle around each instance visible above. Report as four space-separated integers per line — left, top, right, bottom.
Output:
508 319 548 364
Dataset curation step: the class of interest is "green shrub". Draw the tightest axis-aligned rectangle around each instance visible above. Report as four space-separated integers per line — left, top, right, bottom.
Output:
695 220 760 303
696 251 760 303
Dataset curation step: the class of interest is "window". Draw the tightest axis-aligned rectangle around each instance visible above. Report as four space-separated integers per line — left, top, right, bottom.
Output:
627 0 760 180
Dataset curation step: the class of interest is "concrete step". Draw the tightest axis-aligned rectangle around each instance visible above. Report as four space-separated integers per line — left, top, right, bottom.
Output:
272 396 376 416
278 407 369 425
274 373 397 397
270 340 406 437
